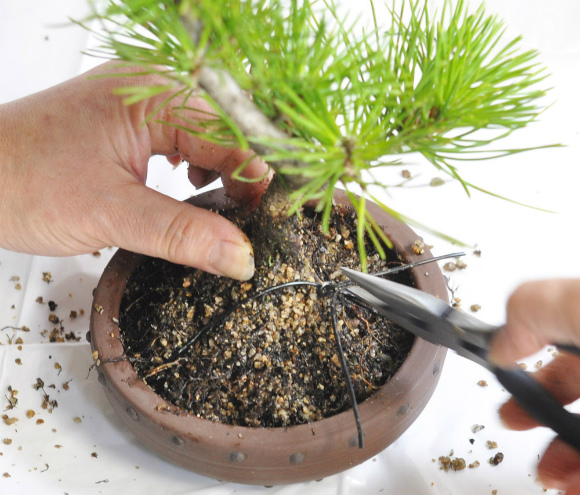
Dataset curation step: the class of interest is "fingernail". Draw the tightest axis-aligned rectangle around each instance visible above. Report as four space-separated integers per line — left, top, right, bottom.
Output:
209 240 255 281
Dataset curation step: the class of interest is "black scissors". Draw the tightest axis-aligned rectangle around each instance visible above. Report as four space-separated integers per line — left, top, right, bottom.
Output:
341 267 580 452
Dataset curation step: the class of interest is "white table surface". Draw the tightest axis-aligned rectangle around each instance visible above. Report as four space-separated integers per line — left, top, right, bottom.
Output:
1 1 579 494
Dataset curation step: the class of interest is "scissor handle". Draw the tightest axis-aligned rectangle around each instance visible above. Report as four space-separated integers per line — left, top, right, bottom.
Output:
494 365 580 452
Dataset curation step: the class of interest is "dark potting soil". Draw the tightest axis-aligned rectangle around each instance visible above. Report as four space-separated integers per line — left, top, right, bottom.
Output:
119 205 414 428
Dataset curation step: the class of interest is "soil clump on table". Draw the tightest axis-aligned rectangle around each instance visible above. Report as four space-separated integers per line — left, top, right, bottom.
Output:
119 204 414 428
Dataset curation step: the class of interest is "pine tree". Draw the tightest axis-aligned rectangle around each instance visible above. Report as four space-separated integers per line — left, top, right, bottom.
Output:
84 0 554 267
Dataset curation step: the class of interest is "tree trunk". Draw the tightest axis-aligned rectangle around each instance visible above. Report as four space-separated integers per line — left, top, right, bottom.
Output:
248 175 303 268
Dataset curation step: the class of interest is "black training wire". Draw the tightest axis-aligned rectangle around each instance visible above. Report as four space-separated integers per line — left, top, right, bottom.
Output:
331 289 365 448
164 252 464 447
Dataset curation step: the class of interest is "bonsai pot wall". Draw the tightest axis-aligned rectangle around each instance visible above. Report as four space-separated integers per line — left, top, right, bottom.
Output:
89 189 448 485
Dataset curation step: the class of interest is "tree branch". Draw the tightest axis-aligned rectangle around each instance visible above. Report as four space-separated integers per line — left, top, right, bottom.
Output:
181 15 310 191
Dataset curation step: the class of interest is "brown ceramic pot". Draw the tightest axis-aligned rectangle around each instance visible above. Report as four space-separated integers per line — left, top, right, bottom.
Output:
89 189 448 485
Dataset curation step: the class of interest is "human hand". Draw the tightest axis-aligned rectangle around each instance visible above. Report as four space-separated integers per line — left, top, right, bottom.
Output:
0 62 269 280
489 279 580 494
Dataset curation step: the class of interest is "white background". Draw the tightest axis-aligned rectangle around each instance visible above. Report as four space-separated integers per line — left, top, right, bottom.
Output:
0 1 579 494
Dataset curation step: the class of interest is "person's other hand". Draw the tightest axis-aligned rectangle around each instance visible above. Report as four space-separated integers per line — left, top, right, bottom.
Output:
489 279 580 494
0 62 270 280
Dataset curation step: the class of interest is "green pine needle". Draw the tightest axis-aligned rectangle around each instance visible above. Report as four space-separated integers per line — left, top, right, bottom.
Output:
83 0 557 269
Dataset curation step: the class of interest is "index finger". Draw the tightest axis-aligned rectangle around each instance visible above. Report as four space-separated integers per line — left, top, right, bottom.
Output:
149 93 271 205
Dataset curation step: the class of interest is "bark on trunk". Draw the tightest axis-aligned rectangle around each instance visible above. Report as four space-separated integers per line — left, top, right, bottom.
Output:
248 175 303 267
181 13 314 265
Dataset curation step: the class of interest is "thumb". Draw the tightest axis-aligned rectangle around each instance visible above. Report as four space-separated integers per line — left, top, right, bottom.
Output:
105 185 254 281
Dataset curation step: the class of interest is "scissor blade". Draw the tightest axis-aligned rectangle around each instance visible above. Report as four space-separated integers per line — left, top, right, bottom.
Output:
344 285 457 350
341 268 462 350
340 267 496 367
341 267 451 318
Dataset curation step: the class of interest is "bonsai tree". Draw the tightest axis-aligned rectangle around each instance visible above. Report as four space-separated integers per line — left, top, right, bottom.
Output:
85 0 557 469
85 0 552 269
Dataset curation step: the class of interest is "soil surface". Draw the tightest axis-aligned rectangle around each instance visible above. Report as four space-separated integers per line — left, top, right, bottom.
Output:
119 204 414 427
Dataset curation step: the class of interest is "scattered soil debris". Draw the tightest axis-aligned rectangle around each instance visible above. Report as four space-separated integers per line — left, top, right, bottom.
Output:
439 456 466 471
470 304 481 312
5 386 18 410
472 424 485 433
445 279 461 309
42 272 53 283
438 456 452 471
40 312 81 343
443 262 456 272
412 239 425 255
443 259 468 272
455 259 468 270
489 452 504 466
469 460 480 469
33 378 58 413
2 415 18 426
1 326 30 338
486 440 498 449
477 380 488 387
92 351 100 366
